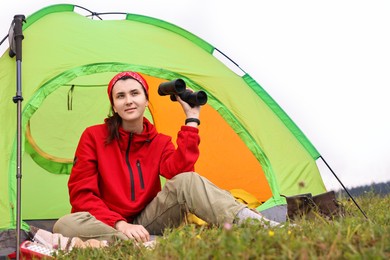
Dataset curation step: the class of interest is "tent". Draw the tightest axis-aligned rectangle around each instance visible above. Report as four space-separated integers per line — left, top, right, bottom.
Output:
0 3 327 254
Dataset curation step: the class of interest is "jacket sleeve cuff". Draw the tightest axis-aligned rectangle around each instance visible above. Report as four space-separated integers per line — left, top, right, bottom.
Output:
107 216 127 228
181 125 199 133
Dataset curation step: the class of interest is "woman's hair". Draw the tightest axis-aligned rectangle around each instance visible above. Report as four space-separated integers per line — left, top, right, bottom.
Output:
105 76 149 144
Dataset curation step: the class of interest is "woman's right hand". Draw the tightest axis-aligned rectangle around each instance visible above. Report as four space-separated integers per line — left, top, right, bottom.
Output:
115 220 150 243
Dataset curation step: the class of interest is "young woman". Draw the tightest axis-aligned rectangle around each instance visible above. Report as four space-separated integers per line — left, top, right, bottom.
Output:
53 71 280 244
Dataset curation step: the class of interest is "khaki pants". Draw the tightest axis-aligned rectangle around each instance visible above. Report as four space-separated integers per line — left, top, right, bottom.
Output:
53 172 246 242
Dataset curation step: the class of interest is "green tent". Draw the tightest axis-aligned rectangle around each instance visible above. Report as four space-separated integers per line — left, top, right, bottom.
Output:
0 3 327 253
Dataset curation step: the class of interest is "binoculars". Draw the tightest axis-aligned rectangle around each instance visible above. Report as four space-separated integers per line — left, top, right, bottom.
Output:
158 79 208 107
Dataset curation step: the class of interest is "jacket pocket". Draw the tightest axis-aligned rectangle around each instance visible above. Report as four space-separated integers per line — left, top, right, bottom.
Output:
136 160 145 189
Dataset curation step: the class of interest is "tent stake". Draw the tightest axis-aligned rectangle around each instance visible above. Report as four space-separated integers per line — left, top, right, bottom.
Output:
9 14 25 260
319 156 368 219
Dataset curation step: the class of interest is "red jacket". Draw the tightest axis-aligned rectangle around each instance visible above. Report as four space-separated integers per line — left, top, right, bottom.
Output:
68 117 200 227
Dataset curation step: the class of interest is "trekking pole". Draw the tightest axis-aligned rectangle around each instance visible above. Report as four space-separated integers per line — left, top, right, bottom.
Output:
9 14 26 260
319 156 368 219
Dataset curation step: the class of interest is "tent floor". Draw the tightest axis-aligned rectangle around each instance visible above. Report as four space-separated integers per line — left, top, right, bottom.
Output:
25 219 57 233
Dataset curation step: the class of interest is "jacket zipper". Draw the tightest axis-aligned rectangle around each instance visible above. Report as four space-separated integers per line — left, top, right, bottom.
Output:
125 133 135 201
136 160 145 189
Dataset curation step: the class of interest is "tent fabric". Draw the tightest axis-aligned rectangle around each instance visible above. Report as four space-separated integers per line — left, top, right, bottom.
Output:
0 3 326 236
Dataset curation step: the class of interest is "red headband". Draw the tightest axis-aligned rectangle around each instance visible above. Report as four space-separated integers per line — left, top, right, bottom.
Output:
107 71 149 105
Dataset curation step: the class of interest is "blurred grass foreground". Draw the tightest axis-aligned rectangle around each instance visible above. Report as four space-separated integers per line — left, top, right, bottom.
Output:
57 192 390 259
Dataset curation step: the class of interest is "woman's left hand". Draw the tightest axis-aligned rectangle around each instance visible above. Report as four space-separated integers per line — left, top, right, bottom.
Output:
175 88 201 119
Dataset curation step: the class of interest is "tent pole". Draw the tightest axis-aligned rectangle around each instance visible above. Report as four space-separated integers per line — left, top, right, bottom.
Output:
319 155 368 219
9 14 26 260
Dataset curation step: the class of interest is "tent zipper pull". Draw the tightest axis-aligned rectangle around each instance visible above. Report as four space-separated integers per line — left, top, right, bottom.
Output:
67 85 75 110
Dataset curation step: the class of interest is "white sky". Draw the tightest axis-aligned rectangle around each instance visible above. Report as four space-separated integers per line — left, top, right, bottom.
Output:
1 0 389 191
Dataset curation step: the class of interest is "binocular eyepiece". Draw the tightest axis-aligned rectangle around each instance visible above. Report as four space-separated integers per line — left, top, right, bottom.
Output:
158 79 208 107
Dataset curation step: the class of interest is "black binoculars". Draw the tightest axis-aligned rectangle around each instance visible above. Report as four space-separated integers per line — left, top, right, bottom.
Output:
158 79 208 107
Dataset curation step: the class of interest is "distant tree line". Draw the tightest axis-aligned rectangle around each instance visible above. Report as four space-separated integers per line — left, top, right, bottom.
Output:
335 181 390 198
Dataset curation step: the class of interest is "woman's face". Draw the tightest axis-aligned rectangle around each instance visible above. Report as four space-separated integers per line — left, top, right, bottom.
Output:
111 78 148 125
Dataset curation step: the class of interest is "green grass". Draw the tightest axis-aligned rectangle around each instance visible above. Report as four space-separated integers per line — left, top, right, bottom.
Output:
56 193 390 259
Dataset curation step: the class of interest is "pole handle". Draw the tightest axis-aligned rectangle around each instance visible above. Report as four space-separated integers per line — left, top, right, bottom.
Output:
9 15 25 60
